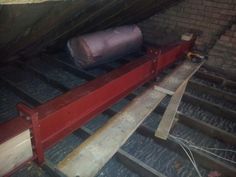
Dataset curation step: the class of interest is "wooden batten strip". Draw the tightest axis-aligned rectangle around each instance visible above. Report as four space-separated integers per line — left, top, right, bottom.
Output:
155 61 204 139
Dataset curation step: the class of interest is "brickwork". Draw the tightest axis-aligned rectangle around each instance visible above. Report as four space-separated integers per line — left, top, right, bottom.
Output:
139 0 236 51
138 0 236 76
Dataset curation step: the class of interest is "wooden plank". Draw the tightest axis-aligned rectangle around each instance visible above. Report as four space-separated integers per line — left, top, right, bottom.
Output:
0 130 33 176
177 113 236 146
57 86 166 177
154 86 174 95
155 61 204 139
77 127 167 177
155 81 187 139
157 61 204 92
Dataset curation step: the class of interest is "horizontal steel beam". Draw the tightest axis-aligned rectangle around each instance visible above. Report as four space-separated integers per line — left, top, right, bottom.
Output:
0 40 194 175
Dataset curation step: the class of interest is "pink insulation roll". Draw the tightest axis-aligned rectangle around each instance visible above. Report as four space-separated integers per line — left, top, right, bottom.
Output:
67 25 143 68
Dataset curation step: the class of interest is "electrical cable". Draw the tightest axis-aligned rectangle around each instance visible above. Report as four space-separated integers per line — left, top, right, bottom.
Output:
169 134 236 177
170 135 203 177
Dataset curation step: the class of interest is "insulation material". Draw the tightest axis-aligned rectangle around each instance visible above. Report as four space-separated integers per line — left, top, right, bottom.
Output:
67 25 143 68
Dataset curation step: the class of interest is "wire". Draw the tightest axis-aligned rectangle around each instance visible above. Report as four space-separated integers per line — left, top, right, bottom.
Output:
192 147 236 153
170 135 236 164
180 142 203 177
170 135 203 177
190 146 236 164
171 135 236 154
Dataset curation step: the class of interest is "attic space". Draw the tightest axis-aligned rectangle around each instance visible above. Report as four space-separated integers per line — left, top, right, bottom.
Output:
0 1 235 177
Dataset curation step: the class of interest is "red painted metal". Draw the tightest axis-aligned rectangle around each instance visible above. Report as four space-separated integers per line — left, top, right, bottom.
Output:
17 104 44 164
0 117 30 144
0 39 194 175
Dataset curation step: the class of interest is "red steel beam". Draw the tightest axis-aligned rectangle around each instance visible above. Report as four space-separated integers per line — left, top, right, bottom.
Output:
0 39 194 162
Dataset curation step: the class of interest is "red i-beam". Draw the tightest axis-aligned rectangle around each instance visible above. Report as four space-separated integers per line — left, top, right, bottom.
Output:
0 39 194 169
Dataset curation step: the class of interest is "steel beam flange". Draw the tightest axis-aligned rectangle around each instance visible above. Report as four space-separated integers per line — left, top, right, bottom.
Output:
17 103 44 164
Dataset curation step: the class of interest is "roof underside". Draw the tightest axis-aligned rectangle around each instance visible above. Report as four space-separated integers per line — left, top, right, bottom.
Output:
0 0 178 60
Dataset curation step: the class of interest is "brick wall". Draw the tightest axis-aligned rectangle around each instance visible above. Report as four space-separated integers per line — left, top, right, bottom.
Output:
139 0 236 51
207 24 236 77
138 0 236 76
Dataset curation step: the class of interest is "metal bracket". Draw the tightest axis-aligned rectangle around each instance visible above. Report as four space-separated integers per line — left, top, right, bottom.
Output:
147 48 161 75
17 103 44 164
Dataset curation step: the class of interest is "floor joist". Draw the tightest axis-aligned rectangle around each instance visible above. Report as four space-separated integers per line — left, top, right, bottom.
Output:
177 113 236 146
183 93 236 122
188 80 236 104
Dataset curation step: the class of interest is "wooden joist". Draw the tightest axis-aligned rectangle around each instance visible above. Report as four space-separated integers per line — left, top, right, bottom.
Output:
183 93 236 122
188 80 236 104
156 61 204 92
154 86 174 95
0 76 42 106
155 81 187 139
177 113 236 146
195 70 236 90
117 150 167 177
155 61 204 139
16 60 70 92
